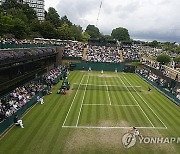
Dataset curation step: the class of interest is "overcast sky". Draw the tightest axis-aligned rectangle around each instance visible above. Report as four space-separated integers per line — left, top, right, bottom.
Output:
45 0 180 42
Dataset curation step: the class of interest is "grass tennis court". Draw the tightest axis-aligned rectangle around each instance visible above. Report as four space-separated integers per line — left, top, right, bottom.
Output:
0 71 179 154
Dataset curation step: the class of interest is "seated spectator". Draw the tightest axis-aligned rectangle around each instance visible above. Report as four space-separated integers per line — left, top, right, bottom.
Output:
86 45 121 63
0 65 65 123
63 42 84 58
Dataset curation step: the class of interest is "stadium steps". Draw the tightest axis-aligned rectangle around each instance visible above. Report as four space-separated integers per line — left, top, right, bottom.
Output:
119 50 124 62
83 48 87 60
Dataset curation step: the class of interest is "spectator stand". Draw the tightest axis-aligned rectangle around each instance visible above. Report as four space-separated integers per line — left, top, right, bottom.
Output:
0 66 67 136
136 70 180 106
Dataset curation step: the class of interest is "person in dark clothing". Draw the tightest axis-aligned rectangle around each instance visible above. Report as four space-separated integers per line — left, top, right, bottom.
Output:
175 74 178 81
148 87 152 92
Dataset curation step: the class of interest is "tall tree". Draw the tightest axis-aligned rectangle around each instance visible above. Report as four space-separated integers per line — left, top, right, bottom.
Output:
0 13 13 35
111 27 130 41
11 18 27 39
39 21 57 39
174 56 180 62
85 25 100 38
70 25 82 41
7 8 28 23
22 4 37 23
30 19 41 32
60 15 72 27
157 54 171 65
1 0 21 11
57 23 72 40
82 32 90 43
148 40 159 48
45 7 60 28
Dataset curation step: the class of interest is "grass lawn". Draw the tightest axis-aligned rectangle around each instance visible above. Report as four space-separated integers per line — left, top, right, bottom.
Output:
0 71 179 154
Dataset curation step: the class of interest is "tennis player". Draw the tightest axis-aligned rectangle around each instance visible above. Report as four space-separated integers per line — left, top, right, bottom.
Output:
128 127 140 137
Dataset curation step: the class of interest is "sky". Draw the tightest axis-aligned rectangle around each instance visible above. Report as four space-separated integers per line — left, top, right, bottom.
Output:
45 0 180 42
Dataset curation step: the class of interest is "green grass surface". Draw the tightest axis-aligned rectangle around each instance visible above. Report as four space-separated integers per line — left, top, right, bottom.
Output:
0 71 179 154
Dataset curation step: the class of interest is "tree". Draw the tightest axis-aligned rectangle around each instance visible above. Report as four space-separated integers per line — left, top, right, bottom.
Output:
45 7 60 28
156 54 171 64
82 32 90 43
0 13 13 35
7 8 28 23
102 35 113 39
1 0 21 11
57 23 72 40
149 40 159 48
39 21 57 39
11 18 27 39
70 25 82 41
60 15 72 27
30 19 41 32
174 56 180 62
22 4 37 23
85 25 100 38
175 46 180 54
111 27 130 41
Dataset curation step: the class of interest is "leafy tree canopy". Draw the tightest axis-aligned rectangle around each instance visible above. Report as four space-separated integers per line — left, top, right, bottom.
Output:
111 27 130 41
174 56 180 62
57 22 72 40
85 25 100 38
157 54 171 64
60 15 72 27
45 7 60 28
82 32 91 43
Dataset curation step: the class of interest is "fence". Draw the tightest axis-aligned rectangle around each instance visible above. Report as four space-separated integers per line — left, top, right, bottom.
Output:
71 61 125 72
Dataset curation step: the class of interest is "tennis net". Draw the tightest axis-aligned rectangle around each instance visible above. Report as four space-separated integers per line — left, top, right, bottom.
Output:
72 83 142 92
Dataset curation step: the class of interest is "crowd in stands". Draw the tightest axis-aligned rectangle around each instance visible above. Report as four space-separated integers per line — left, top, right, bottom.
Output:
62 43 142 63
43 65 64 88
137 69 180 100
142 60 170 77
63 42 85 58
0 48 57 64
0 65 65 123
140 46 178 59
86 45 121 63
121 45 140 61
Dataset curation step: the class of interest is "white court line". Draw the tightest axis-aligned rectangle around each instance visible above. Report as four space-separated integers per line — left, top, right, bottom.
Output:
84 75 118 78
123 75 168 129
73 83 141 88
75 75 89 127
118 76 155 128
83 104 139 107
105 81 112 105
62 75 85 126
92 81 119 83
62 126 167 129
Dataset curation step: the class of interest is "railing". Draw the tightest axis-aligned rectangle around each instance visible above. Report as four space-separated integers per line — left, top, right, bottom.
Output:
62 56 82 61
